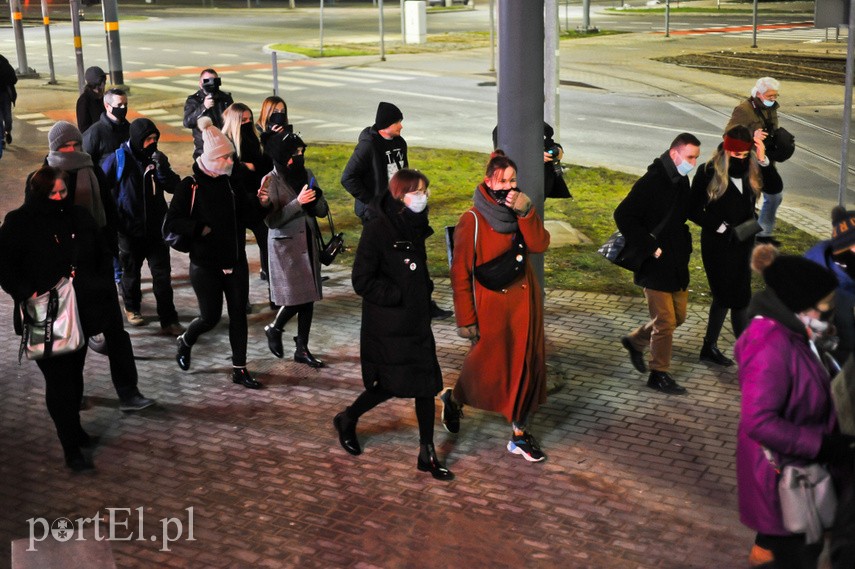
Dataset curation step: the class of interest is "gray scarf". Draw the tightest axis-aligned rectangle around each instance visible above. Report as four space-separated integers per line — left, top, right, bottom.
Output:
472 183 518 234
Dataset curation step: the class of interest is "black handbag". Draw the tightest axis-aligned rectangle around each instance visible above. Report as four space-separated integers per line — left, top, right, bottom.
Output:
765 127 795 162
467 211 527 291
314 210 344 266
732 218 763 242
600 195 678 272
163 178 197 253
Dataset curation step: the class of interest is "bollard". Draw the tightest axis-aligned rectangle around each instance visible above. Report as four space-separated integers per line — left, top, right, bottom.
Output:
271 51 279 96
70 0 85 92
8 0 37 77
40 0 57 84
101 0 124 86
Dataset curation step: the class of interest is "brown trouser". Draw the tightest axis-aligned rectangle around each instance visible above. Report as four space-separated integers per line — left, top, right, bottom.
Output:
626 288 688 372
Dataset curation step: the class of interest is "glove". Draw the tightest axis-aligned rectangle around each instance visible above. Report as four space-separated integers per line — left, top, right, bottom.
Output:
815 433 855 464
457 325 479 344
151 151 169 172
510 191 532 217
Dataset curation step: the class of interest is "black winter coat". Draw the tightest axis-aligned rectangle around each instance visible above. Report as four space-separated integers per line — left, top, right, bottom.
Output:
688 161 758 308
340 126 408 221
164 163 256 271
183 89 234 158
614 154 693 292
82 113 130 168
351 193 442 398
0 196 115 337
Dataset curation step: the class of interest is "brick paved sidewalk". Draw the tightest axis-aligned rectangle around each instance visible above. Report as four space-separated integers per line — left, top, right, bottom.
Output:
1 239 753 569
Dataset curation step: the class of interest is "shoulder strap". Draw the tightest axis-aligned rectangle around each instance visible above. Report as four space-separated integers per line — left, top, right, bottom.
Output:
469 210 478 314
115 146 125 182
189 176 197 215
750 98 775 132
651 195 680 238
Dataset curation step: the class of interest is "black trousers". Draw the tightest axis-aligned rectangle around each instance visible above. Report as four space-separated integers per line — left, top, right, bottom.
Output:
37 347 88 458
184 260 249 367
118 234 178 326
755 532 823 569
346 388 435 445
97 290 140 400
272 302 313 342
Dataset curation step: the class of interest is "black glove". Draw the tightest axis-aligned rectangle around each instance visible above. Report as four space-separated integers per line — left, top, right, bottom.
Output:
151 151 169 173
816 433 855 464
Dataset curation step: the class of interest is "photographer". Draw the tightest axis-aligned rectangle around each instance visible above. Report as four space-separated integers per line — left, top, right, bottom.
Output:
491 122 571 199
183 68 234 159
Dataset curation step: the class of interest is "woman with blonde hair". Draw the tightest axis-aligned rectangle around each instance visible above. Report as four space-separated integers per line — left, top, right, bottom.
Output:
222 102 272 283
689 125 766 366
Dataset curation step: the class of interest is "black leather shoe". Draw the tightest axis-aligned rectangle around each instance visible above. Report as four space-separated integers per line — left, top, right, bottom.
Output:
65 452 95 472
265 325 284 358
176 335 191 371
77 432 100 449
439 388 462 434
417 443 454 481
232 367 263 389
333 412 361 455
429 300 453 320
700 341 734 366
294 336 324 368
621 336 647 373
647 371 687 395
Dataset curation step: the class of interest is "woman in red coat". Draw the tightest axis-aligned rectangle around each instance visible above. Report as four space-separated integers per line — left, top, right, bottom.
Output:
443 151 551 462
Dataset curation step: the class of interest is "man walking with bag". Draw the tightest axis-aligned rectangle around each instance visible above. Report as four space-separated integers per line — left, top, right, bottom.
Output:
615 133 701 395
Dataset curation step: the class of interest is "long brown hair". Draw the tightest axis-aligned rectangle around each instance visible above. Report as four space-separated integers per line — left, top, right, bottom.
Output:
256 96 288 132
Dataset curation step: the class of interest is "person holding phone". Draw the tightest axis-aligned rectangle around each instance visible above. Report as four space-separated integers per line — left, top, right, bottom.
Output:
258 131 328 368
256 96 288 137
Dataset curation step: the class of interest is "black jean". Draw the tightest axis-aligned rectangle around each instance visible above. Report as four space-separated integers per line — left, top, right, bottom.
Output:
755 532 823 569
118 234 178 326
37 347 88 458
184 260 249 367
346 388 435 445
96 290 141 401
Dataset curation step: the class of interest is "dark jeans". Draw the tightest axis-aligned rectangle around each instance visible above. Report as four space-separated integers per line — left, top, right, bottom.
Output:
346 388 435 445
184 260 249 367
37 347 87 458
0 90 12 136
118 234 178 326
98 291 141 400
755 533 823 569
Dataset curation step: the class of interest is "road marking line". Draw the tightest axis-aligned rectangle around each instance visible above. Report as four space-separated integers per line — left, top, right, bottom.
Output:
137 109 170 116
17 113 46 119
134 82 194 94
370 87 470 103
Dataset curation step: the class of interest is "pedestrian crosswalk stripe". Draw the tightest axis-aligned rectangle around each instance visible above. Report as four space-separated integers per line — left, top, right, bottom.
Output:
356 67 438 79
309 69 380 83
17 113 46 120
137 109 170 116
265 72 340 88
136 83 192 94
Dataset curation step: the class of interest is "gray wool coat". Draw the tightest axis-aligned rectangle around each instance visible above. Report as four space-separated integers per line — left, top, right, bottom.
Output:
263 168 328 307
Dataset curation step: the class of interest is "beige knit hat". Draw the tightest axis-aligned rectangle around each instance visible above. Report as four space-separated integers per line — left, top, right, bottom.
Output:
198 116 234 163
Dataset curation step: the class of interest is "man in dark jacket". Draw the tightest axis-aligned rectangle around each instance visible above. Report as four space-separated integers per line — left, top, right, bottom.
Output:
100 118 183 335
83 88 130 167
615 133 701 395
341 101 408 223
183 68 233 159
0 53 18 147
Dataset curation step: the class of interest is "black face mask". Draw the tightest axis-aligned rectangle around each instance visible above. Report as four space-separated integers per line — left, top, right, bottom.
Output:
489 189 511 206
111 106 128 122
728 157 749 179
240 122 256 140
289 154 305 170
142 143 158 161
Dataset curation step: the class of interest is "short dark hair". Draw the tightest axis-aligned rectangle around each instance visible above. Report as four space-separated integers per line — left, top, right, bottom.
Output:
670 133 701 150
200 68 217 77
389 169 429 200
27 166 66 200
105 88 126 100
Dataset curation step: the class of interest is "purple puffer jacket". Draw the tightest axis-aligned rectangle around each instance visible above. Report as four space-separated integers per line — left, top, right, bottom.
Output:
734 313 838 535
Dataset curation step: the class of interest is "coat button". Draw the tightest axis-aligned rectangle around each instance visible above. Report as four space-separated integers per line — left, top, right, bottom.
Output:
522 284 527 289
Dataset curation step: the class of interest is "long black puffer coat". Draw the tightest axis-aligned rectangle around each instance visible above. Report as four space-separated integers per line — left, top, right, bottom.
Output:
351 192 442 398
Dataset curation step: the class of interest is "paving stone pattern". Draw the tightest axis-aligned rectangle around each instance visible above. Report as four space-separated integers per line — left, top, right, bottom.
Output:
0 238 753 568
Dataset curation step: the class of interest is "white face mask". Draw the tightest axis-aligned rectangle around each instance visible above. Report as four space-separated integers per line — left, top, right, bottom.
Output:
405 192 428 213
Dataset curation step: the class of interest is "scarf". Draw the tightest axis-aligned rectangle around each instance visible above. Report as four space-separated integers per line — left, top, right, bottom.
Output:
381 192 430 244
473 183 518 234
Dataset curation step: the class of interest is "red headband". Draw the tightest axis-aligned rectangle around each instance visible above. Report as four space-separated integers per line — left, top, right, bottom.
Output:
723 135 753 153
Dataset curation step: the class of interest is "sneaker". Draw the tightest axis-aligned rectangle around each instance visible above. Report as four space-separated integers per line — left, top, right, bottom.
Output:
439 388 463 434
125 310 145 326
119 393 155 412
507 432 546 462
160 322 185 336
5 131 11 145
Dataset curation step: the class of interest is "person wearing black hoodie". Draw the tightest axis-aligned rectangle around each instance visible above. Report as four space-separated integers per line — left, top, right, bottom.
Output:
0 167 116 470
100 118 183 335
164 117 263 389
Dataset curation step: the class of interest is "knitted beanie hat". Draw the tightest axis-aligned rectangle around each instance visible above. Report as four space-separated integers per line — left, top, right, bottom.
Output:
762 255 838 313
831 205 855 255
84 66 106 86
48 121 83 152
373 102 403 131
198 116 234 161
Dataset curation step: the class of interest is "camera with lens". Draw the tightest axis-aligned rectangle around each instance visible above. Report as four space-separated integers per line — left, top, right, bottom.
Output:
545 142 563 176
201 76 222 95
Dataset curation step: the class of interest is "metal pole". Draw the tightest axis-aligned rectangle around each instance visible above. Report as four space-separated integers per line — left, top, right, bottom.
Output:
9 0 33 76
839 0 855 205
271 51 279 96
400 0 405 43
751 0 758 48
379 0 386 62
40 0 57 84
544 0 558 132
489 0 495 72
320 0 325 56
665 0 670 38
498 0 545 287
101 0 124 86
581 0 591 31
70 0 85 92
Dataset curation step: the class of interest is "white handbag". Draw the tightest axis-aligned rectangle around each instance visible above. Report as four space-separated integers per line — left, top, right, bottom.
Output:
778 463 837 544
18 277 85 362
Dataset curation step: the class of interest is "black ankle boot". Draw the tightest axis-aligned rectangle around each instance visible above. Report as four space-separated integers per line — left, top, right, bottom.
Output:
333 411 361 455
232 367 263 389
294 336 324 368
265 325 284 358
176 335 192 371
700 340 734 366
417 443 454 481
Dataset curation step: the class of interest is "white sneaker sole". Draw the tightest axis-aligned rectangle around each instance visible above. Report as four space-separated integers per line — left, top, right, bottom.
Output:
506 441 546 462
